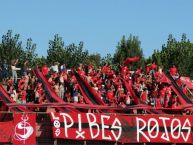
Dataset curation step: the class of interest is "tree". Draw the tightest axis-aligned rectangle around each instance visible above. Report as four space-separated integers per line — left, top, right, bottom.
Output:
85 53 101 67
20 38 37 67
65 41 89 68
34 56 47 67
151 50 162 66
101 53 113 65
151 34 193 78
0 30 23 65
113 34 144 70
47 34 65 65
47 34 89 68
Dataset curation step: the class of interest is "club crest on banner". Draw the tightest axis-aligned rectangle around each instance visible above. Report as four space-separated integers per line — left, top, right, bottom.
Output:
14 114 34 143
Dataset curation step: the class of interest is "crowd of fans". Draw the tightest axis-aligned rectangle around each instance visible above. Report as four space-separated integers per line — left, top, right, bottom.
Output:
75 63 182 108
0 59 191 112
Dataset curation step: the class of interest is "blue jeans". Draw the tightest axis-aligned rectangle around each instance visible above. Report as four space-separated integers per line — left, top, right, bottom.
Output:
12 70 17 84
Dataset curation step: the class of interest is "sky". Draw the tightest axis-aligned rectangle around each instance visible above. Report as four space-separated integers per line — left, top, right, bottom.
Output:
0 0 193 58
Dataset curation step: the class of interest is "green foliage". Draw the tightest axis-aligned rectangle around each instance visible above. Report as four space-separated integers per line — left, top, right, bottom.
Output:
21 38 37 67
0 30 38 69
101 53 113 65
34 56 47 67
151 34 193 78
65 42 89 68
47 34 89 68
0 30 23 65
101 54 120 71
47 34 65 64
113 34 144 70
86 53 101 67
2 30 193 79
151 50 162 66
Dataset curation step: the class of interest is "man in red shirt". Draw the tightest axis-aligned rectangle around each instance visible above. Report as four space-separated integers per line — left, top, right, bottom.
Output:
42 64 49 76
155 95 162 108
107 89 115 105
151 62 157 70
140 88 149 104
169 65 179 80
159 89 165 106
150 62 157 75
120 65 129 77
145 64 150 74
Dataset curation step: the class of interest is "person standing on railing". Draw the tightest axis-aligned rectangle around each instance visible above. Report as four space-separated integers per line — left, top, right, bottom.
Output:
11 59 19 84
22 60 29 76
1 59 8 84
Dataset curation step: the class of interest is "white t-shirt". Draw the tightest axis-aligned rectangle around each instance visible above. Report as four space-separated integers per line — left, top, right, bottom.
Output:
74 96 78 103
51 65 59 73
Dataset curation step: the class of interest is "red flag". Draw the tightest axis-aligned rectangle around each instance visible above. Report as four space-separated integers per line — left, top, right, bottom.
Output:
123 56 140 65
13 113 36 145
0 121 13 142
158 74 170 84
180 77 193 89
